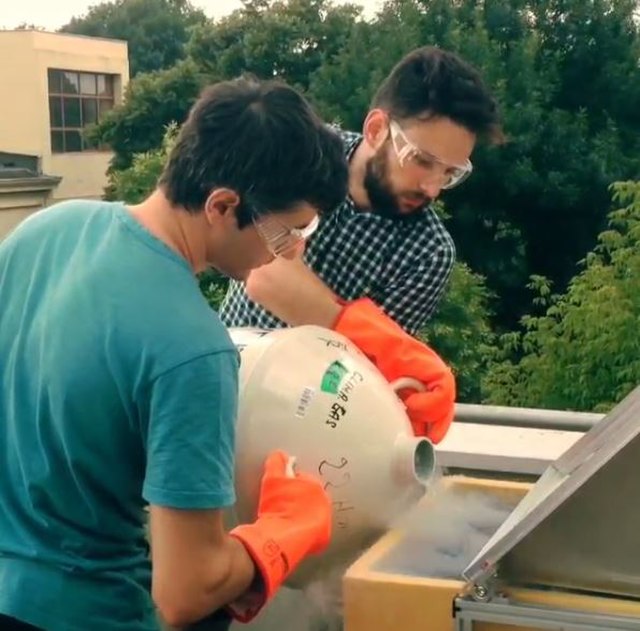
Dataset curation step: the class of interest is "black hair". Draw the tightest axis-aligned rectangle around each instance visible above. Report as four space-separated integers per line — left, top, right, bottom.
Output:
371 46 504 143
158 75 349 227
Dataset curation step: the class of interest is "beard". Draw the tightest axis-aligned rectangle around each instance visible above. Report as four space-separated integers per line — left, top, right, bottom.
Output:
363 145 431 221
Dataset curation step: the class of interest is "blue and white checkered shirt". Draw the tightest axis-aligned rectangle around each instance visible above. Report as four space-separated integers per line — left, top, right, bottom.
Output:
219 129 456 336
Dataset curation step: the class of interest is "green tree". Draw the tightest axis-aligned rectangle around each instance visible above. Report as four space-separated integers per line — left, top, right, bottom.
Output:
443 0 640 328
88 0 360 172
13 23 45 30
419 262 496 404
306 21 377 129
323 0 640 330
483 180 640 412
187 0 361 92
85 0 640 350
108 122 179 203
88 59 205 172
60 0 207 76
309 0 428 128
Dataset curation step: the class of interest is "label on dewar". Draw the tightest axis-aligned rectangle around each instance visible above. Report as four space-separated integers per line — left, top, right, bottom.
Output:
295 386 316 418
320 360 349 394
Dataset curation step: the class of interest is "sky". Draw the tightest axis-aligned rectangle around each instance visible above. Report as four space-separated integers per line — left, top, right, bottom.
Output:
0 0 384 31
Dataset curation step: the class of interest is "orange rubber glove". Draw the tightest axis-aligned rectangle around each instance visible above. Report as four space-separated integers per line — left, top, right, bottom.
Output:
227 451 332 622
332 298 456 443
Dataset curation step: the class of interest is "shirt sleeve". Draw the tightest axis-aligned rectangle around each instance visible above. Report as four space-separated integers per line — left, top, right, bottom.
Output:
142 350 239 510
371 241 456 336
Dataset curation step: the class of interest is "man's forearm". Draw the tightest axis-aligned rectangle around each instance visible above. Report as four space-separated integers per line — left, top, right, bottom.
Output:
205 536 260 617
245 257 341 328
157 535 256 628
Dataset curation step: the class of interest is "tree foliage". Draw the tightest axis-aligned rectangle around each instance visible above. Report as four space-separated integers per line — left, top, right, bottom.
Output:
75 0 640 410
89 59 204 172
187 0 362 92
419 262 496 404
60 0 207 76
483 181 640 412
91 0 362 169
332 0 640 329
91 0 640 330
108 122 179 203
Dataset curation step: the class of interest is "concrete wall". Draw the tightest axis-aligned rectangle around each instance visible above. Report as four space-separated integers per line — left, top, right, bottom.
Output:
0 201 44 240
0 177 60 241
0 30 129 203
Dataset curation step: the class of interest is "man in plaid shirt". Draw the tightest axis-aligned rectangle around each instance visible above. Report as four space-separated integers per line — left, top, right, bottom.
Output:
220 46 503 445
221 128 455 337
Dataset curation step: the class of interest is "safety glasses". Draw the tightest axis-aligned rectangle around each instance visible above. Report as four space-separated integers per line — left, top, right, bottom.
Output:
389 120 473 190
252 212 320 257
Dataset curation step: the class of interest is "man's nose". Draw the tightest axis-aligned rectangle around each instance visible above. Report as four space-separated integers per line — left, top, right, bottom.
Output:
419 180 442 200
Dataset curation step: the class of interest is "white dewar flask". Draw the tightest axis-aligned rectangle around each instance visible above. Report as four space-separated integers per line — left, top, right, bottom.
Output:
228 325 436 587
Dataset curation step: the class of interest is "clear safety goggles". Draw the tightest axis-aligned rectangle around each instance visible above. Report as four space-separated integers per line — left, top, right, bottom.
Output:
389 120 473 190
252 212 320 257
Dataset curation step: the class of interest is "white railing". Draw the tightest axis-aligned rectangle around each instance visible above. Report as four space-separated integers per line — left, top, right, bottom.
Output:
454 403 604 432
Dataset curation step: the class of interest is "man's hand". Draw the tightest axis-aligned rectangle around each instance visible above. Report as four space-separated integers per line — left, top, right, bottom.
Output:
246 259 456 442
245 256 341 328
331 298 456 443
228 451 332 622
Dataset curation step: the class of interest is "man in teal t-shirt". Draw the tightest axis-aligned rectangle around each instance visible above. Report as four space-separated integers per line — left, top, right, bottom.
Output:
0 198 240 630
0 76 348 631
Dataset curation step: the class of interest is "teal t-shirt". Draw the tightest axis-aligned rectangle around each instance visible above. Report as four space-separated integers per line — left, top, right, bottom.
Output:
0 200 239 631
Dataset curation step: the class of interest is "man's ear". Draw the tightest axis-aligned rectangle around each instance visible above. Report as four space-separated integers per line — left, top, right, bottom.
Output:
363 109 389 151
204 188 241 226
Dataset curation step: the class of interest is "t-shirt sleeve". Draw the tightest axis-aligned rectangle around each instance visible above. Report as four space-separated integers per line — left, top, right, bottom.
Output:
142 349 239 510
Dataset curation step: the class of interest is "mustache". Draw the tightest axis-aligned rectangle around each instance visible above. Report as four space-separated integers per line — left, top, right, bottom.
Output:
403 192 431 204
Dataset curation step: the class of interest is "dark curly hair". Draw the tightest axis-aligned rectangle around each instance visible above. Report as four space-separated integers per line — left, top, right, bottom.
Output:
372 46 504 144
159 75 349 227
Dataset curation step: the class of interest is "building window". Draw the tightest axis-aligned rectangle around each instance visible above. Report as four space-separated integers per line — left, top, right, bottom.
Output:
48 69 115 153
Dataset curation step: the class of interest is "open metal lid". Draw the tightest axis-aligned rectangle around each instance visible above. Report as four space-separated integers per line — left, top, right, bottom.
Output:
462 385 640 598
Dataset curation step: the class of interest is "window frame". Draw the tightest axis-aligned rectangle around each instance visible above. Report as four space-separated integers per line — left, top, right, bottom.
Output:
47 68 116 154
